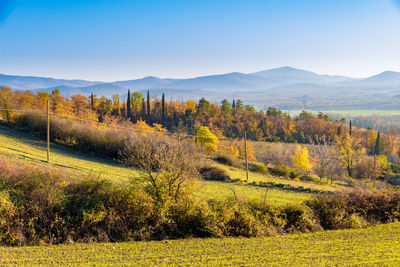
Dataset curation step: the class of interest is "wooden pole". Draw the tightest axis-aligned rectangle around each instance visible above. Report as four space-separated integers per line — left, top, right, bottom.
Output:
244 131 249 182
373 154 376 188
47 99 50 163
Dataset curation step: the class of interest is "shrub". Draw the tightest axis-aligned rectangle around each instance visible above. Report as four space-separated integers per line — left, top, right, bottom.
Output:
269 164 300 179
199 166 231 181
281 204 321 233
299 175 318 182
269 164 290 177
307 189 400 230
214 154 238 167
248 162 269 174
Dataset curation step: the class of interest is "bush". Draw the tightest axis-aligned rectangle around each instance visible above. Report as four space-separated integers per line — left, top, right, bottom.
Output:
3 156 400 246
248 162 269 175
199 166 231 181
299 175 318 182
281 204 321 233
269 164 300 179
307 189 400 230
214 154 239 167
269 164 290 177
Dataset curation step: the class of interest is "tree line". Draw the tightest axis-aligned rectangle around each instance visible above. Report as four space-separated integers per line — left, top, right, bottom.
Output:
0 86 399 154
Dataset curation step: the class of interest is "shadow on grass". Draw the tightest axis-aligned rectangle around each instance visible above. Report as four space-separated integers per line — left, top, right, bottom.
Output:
0 123 131 173
222 178 324 194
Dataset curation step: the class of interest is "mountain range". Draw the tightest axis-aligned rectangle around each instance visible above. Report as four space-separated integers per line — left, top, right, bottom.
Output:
2 66 400 110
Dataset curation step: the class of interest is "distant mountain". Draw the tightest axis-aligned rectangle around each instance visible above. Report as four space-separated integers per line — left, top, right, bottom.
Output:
251 66 353 85
343 71 400 87
2 66 400 109
0 74 100 89
112 76 180 89
164 72 276 91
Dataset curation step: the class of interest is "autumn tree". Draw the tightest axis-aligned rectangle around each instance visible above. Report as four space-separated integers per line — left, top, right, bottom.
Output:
71 94 90 118
0 86 14 122
112 94 121 116
292 145 313 174
334 133 366 177
195 126 219 153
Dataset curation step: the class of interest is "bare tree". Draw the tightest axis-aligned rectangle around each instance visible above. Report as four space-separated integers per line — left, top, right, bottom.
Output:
312 136 337 183
120 134 201 202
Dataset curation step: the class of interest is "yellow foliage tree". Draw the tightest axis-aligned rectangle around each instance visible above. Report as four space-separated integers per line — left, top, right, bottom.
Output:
196 126 219 153
335 133 366 177
292 145 313 173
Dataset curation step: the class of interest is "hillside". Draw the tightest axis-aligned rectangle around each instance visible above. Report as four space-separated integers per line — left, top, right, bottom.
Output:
2 222 400 265
0 124 331 205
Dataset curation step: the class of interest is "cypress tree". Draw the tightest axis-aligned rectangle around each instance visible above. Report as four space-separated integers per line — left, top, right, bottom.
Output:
147 90 150 116
141 98 146 120
127 90 131 120
232 99 236 110
162 93 166 120
349 120 352 136
374 131 381 155
90 93 94 110
337 126 341 136
173 110 178 126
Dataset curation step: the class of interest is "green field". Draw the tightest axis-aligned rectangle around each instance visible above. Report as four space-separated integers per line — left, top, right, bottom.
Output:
287 109 400 116
1 222 399 266
0 124 137 184
0 125 327 206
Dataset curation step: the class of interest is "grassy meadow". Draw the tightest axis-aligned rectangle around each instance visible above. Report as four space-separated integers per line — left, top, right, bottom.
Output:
286 109 400 116
1 222 399 266
0 124 332 206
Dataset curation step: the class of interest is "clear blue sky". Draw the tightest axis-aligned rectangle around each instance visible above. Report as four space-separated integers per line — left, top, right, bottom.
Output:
1 0 400 81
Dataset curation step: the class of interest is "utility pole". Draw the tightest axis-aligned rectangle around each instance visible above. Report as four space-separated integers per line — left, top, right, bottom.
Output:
244 131 249 182
47 98 50 163
373 154 376 188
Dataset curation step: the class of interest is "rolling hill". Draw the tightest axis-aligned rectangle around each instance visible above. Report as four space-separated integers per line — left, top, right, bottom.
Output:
2 66 400 109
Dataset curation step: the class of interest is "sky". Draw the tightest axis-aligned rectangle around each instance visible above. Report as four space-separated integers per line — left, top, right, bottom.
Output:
1 0 400 81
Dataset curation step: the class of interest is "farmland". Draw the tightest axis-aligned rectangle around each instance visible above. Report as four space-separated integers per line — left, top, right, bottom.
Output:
1 222 399 266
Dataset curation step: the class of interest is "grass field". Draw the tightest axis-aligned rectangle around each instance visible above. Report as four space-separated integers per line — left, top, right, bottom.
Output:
0 124 333 205
1 222 399 266
286 109 400 116
0 124 137 184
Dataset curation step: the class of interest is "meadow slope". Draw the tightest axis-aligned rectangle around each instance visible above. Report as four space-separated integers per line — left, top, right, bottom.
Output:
0 124 328 205
1 223 399 266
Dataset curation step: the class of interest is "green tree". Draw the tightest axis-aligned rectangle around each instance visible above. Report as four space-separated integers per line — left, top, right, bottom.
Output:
141 98 146 120
235 99 243 110
195 126 219 153
197 98 210 114
349 120 352 136
147 90 151 116
374 131 381 156
221 99 231 114
131 92 144 116
127 90 131 119
162 93 166 120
